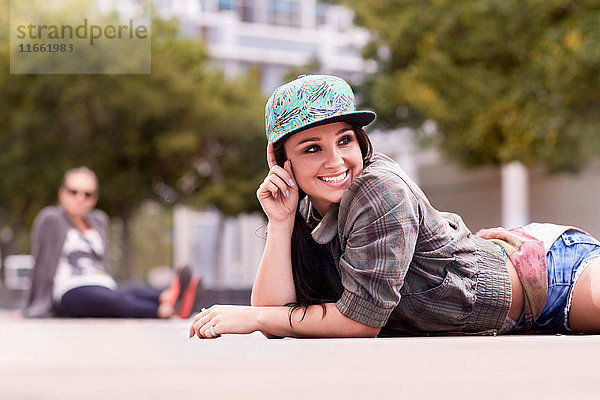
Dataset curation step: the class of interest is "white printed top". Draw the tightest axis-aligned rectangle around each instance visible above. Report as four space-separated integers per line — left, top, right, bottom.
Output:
53 228 117 301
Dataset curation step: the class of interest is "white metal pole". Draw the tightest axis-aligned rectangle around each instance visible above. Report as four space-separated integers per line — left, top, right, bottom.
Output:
501 161 529 228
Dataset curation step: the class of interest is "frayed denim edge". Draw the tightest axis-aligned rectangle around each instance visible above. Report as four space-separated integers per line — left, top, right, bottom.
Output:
564 255 600 333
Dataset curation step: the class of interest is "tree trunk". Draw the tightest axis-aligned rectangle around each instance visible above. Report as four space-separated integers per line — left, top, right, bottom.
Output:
214 214 225 292
118 207 133 283
0 243 6 286
0 224 20 286
205 141 225 292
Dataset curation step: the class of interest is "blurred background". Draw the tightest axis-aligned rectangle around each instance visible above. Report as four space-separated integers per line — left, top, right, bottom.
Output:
1 0 600 309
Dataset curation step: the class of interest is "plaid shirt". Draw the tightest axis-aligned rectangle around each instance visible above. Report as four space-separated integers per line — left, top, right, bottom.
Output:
300 153 511 336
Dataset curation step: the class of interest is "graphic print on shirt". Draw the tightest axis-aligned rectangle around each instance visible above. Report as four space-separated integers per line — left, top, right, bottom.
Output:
53 228 117 301
63 229 105 276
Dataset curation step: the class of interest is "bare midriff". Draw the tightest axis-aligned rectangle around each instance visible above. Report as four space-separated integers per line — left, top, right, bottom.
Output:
505 257 525 321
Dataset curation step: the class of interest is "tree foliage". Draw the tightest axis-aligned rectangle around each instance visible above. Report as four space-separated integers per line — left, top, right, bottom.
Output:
0 4 266 278
343 0 600 172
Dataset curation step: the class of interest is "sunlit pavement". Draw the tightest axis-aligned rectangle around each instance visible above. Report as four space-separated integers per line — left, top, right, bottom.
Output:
1 310 599 400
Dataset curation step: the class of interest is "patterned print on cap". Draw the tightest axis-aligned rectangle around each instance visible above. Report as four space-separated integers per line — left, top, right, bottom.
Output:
265 75 364 143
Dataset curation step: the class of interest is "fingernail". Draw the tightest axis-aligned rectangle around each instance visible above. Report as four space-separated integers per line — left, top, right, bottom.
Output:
274 192 278 199
288 179 294 186
286 190 289 198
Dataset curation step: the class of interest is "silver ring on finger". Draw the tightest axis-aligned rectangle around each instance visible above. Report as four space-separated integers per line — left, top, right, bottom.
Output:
209 326 217 337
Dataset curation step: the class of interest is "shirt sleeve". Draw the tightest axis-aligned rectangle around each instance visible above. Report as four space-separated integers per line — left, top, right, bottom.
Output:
335 170 421 327
24 208 65 317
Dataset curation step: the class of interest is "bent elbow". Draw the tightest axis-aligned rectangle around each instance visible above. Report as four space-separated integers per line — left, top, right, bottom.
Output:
251 292 295 307
357 325 381 338
250 295 259 307
250 291 265 307
251 295 274 307
261 331 283 339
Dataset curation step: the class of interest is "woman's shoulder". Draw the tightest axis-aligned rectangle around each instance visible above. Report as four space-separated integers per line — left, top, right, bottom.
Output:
87 208 109 220
345 153 416 200
32 206 69 238
34 206 64 225
339 153 422 220
362 152 412 180
87 209 109 228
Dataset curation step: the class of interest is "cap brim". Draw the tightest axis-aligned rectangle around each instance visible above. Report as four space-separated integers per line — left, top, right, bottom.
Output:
279 110 377 142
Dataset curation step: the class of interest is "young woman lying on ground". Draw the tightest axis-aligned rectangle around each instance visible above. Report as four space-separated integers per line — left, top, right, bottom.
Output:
23 167 199 319
189 74 600 339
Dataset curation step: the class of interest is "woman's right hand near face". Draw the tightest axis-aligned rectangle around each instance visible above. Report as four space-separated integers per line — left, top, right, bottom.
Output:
256 141 299 224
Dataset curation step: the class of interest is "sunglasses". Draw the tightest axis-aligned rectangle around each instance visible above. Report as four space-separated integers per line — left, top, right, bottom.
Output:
63 186 96 199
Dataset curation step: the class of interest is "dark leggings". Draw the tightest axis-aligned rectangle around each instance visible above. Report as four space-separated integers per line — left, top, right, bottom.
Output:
60 285 161 318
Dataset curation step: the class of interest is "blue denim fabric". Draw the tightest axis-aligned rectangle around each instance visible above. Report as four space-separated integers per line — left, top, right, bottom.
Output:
513 230 600 333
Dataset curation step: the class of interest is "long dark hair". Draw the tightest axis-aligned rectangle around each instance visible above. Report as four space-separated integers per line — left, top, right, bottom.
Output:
272 125 373 322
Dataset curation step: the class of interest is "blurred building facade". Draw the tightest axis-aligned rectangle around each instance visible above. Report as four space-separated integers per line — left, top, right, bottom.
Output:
3 1 597 304
151 0 374 288
154 0 375 92
159 0 600 289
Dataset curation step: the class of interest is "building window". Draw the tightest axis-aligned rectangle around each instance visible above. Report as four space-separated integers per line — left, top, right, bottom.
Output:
267 0 301 27
239 0 256 23
316 3 326 26
218 0 236 11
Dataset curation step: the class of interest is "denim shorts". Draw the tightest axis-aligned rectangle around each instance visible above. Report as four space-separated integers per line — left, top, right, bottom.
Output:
508 230 600 334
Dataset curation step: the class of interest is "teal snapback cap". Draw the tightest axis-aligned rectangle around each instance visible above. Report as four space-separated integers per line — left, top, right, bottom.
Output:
265 74 376 143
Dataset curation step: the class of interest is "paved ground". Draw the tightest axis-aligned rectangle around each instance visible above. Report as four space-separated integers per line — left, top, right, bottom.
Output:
1 310 599 400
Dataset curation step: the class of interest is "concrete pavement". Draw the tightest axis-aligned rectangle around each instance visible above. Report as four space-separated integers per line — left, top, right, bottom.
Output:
1 310 599 400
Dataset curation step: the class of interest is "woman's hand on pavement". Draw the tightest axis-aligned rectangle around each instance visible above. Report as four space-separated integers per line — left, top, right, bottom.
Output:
189 305 261 339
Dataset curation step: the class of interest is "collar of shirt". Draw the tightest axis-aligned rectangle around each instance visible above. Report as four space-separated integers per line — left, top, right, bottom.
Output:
300 197 339 245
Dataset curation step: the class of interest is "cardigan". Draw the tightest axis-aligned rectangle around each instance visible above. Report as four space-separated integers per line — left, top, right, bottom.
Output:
22 206 109 317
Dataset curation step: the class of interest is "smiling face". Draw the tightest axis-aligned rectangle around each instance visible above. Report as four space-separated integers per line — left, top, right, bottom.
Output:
282 122 364 216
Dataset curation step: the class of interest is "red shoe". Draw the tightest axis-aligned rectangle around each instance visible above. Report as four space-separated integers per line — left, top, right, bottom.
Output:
164 266 192 307
177 275 201 319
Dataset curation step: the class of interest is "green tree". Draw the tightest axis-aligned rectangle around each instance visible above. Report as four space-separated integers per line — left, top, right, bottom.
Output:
0 8 266 281
343 0 600 172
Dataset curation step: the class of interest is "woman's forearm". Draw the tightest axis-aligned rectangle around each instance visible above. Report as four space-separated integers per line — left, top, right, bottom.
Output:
251 220 296 306
257 303 380 338
189 303 380 339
